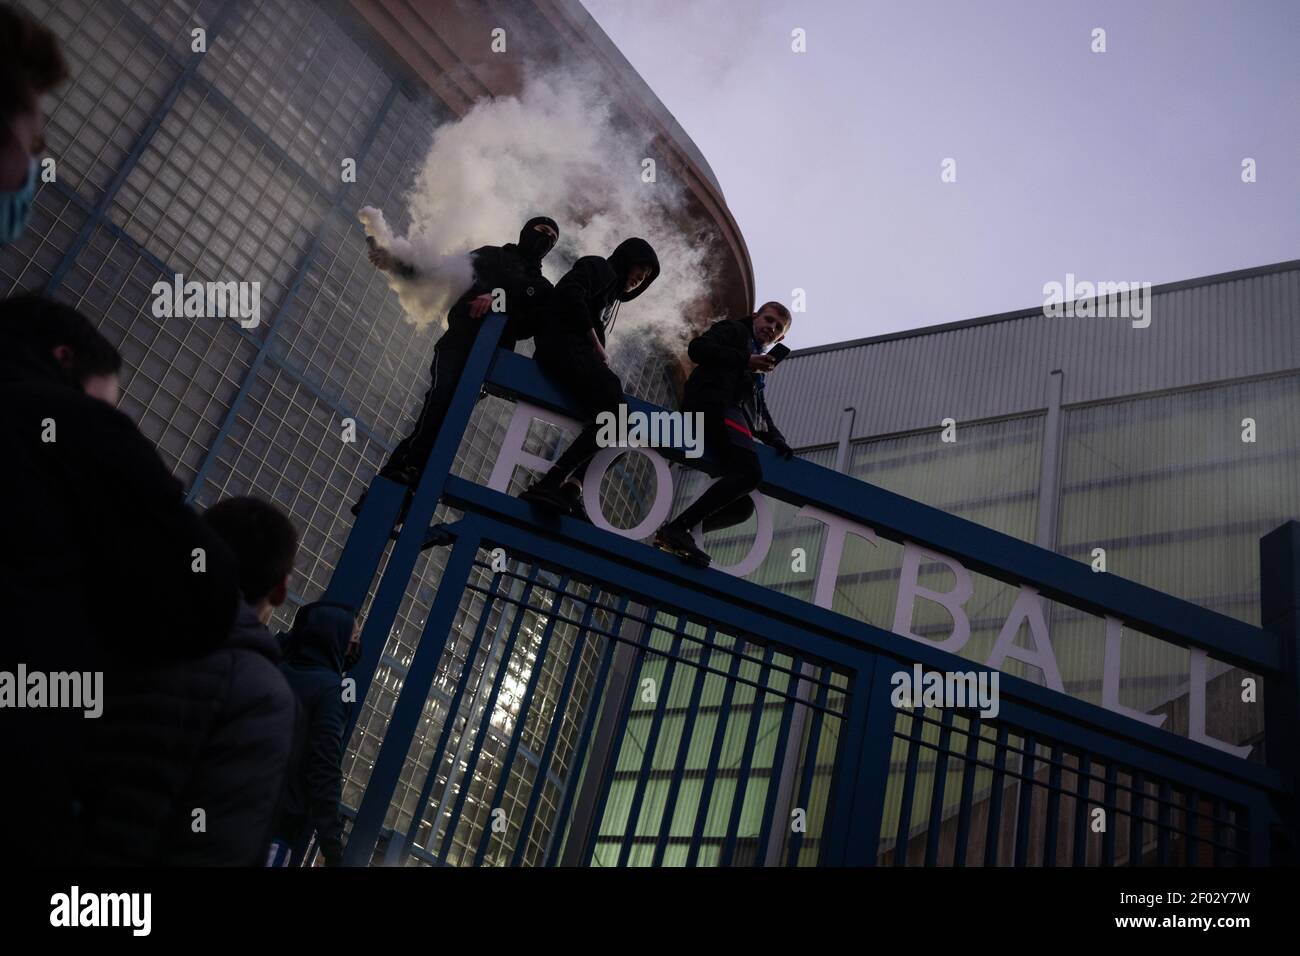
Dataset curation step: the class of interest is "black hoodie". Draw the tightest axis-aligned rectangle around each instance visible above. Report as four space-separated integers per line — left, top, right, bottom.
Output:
79 602 296 865
0 330 241 865
684 315 787 445
535 237 660 360
276 602 358 866
443 216 560 344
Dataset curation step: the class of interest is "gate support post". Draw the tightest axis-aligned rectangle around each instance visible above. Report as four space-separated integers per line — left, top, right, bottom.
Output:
822 654 896 865
1262 520 1300 864
327 314 506 731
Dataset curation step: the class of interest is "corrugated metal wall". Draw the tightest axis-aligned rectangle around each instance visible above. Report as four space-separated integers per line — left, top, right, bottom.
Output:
766 261 1300 448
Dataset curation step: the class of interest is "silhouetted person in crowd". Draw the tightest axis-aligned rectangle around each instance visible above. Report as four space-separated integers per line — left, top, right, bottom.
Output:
272 601 361 867
0 3 66 246
519 237 659 521
79 497 300 865
354 216 560 516
655 302 793 567
0 295 241 865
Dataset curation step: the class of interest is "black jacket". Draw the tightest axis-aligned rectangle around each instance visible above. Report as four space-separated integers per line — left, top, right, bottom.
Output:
441 243 552 344
684 317 786 444
276 602 357 866
0 338 241 865
535 237 660 361
79 602 297 865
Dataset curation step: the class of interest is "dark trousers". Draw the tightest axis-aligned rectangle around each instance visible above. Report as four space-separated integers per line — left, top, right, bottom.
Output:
668 405 762 533
535 347 625 485
385 324 507 476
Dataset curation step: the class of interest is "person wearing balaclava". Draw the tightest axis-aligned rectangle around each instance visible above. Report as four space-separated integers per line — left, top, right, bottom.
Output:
354 216 560 515
271 601 360 867
519 237 660 520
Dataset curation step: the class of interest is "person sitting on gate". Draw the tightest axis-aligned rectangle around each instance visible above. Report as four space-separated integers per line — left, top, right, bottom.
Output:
654 301 794 567
518 237 660 521
352 215 561 517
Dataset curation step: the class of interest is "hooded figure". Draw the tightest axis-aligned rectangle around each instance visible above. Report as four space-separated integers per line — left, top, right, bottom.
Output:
274 601 359 867
533 236 660 363
0 295 241 865
442 214 560 343
358 216 560 507
521 238 660 519
514 214 560 264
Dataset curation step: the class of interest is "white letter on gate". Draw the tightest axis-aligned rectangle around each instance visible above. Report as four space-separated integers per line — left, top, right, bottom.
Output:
1188 648 1253 758
796 505 879 610
582 446 674 540
891 541 975 654
487 402 583 492
691 489 773 578
1101 616 1166 727
986 586 1065 692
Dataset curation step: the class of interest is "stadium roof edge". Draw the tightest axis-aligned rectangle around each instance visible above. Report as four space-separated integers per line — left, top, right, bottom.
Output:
789 257 1300 359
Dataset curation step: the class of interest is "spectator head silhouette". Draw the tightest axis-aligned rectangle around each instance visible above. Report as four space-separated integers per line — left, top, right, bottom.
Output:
203 496 300 623
283 602 359 675
0 294 122 402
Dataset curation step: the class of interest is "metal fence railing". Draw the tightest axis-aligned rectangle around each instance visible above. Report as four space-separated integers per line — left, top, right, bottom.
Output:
324 315 1298 866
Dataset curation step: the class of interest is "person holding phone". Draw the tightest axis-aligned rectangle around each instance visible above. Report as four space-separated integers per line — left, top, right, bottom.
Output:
654 301 793 567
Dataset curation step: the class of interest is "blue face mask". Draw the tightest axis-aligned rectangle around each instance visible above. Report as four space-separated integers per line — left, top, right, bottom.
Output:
0 156 37 245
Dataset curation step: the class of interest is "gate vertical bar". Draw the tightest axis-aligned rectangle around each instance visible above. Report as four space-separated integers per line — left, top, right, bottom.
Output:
398 569 507 861
559 604 653 866
685 636 749 867
953 716 982 867
544 598 630 866
511 588 610 866
651 624 715 867
343 522 483 865
784 672 832 866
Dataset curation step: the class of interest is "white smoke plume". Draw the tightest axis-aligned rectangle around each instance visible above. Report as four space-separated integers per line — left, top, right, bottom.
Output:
359 68 721 360
357 206 474 331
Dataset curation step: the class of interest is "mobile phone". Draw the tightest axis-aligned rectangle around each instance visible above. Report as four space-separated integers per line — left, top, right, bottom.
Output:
766 343 791 364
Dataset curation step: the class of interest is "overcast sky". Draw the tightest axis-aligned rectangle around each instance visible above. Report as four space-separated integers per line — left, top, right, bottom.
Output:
582 0 1300 349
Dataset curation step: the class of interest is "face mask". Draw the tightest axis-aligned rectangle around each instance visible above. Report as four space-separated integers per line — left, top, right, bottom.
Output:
0 155 36 245
518 218 558 261
518 228 555 261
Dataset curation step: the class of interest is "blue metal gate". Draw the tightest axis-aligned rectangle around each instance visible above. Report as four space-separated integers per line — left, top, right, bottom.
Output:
324 315 1297 866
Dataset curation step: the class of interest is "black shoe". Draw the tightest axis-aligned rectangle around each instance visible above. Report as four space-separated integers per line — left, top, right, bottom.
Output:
653 524 711 567
520 481 570 513
560 482 592 524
